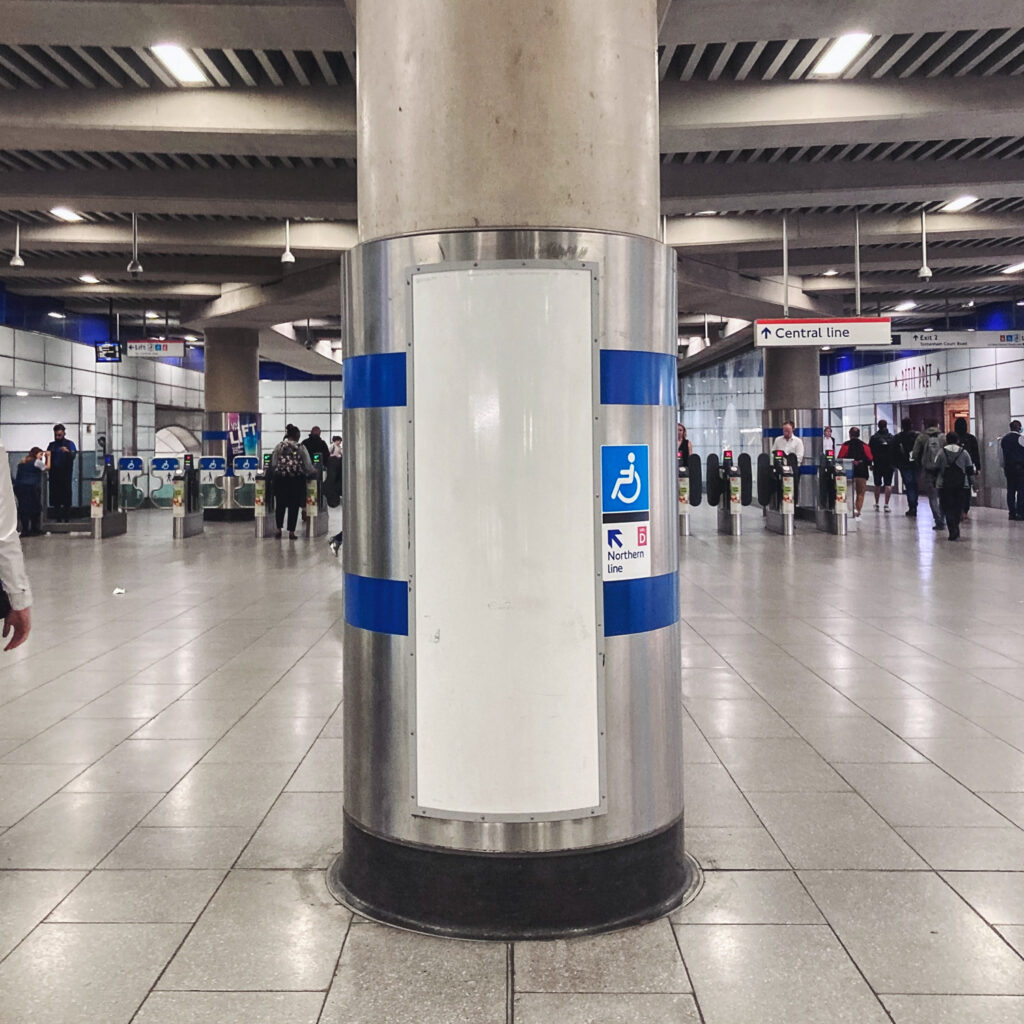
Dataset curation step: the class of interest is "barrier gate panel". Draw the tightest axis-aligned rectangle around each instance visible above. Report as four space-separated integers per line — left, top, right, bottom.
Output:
118 457 146 510
150 457 180 509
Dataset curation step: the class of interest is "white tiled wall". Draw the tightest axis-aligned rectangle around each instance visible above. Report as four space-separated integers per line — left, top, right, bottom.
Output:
259 377 344 447
678 349 765 460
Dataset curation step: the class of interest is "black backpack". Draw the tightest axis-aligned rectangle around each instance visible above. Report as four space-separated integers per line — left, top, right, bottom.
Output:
941 447 967 490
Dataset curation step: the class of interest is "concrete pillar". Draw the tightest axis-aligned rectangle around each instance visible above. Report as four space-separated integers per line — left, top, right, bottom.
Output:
203 327 261 519
763 346 823 507
330 0 691 940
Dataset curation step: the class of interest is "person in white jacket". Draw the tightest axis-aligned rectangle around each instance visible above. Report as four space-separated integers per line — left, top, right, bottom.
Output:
0 439 32 649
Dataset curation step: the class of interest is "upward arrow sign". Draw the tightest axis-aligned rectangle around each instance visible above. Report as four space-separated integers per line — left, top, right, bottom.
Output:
761 327 771 338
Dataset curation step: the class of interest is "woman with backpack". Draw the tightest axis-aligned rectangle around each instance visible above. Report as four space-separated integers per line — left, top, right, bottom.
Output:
271 424 314 539
837 426 873 518
934 432 975 541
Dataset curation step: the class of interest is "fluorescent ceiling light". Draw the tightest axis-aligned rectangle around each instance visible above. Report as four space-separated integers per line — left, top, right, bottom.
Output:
47 311 65 319
940 195 978 213
893 300 917 312
49 207 83 222
78 273 100 284
145 311 161 320
810 33 873 78
183 334 199 343
693 210 718 217
15 390 28 397
151 44 208 85
1001 261 1024 274
822 269 839 277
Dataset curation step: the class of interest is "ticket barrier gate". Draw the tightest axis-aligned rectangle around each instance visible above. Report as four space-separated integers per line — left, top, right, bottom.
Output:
199 457 227 510
758 450 797 536
816 454 850 536
254 452 276 539
172 454 204 538
118 457 147 510
304 454 328 538
677 454 703 537
705 448 752 536
41 457 128 539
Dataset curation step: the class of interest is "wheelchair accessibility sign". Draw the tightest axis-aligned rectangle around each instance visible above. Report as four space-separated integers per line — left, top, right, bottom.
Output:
601 445 651 581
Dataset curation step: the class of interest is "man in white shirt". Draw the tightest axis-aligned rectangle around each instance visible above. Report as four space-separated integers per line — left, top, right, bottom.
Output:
0 439 32 649
771 420 805 463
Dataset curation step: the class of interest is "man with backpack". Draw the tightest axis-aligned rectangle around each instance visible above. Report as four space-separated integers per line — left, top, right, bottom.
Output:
837 426 873 518
934 432 975 541
911 419 946 531
893 417 919 518
868 418 897 513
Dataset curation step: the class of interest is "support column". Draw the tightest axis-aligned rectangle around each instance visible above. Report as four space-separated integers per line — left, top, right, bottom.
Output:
203 327 261 520
329 0 692 940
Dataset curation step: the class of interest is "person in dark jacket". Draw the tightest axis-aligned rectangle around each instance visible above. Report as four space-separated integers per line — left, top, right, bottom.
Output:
934 432 974 541
1001 419 1024 520
45 423 77 522
271 425 314 539
911 420 946 530
953 417 981 522
301 426 330 465
893 417 919 518
13 447 45 536
868 418 897 513
838 426 873 518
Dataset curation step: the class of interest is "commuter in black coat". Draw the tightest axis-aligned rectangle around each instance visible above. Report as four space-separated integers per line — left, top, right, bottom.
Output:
1001 419 1024 520
953 417 981 521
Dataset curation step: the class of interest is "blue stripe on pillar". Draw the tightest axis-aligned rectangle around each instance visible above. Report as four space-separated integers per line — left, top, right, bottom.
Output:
345 573 409 635
762 427 823 438
600 350 677 406
603 572 679 637
201 430 229 441
344 352 407 408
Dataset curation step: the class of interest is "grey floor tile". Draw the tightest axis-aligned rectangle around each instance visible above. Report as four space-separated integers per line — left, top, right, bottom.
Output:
158 869 351 990
801 870 1024 994
71 684 192 719
882 995 1024 1023
683 826 789 869
0 922 188 1024
131 699 248 740
683 698 797 739
514 993 701 1023
710 737 851 792
0 762 87 825
200 715 324 764
321 922 504 1024
236 792 343 868
745 792 926 869
998 925 1024 956
0 792 161 869
896 827 1024 870
675 923 890 1024
787 716 927 763
0 700 88 739
515 919 689 993
100 826 253 868
133 991 324 1024
941 872 1024 924
63 739 211 793
0 870 84 959
980 792 1024 827
908 737 1024 791
852 699 988 738
285 737 344 791
683 764 759 827
0 718 144 765
671 870 822 924
48 868 225 923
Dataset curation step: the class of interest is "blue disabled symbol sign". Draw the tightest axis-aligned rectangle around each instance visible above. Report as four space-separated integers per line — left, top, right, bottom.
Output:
600 445 651 581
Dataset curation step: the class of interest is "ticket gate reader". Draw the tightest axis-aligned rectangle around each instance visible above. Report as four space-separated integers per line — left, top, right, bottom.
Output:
232 456 259 511
118 457 146 510
199 457 227 510
254 452 276 539
758 450 797 536
816 454 850 536
705 448 752 536
42 457 128 539
172 453 204 538
678 453 703 537
304 453 329 538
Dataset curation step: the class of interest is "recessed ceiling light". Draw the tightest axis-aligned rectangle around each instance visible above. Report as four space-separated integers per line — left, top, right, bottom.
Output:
78 274 100 284
145 311 161 320
893 300 917 312
184 334 199 343
967 328 976 332
822 269 839 277
150 44 208 85
693 210 718 217
810 32 873 78
49 207 83 222
940 195 978 213
1001 261 1024 275
47 311 65 319
151 44 209 85
1017 300 1024 307
15 390 28 397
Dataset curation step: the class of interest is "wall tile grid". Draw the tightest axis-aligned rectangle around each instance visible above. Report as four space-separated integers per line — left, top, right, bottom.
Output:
258 379 343 448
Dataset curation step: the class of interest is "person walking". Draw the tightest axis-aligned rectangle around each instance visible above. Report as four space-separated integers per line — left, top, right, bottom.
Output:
0 437 33 650
45 424 77 522
837 426 873 517
271 424 313 539
953 417 981 522
868 418 897 513
934 431 974 541
912 419 946 531
1000 419 1024 520
13 448 45 536
894 417 919 518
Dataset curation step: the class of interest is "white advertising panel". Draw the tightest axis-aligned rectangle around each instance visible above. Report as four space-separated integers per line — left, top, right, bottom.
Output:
411 266 601 819
755 317 893 347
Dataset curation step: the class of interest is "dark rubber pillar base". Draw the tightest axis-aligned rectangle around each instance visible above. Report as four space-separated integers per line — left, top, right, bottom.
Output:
327 815 694 941
203 508 255 522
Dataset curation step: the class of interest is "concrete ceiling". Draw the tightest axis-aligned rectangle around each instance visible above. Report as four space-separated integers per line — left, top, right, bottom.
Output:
0 0 1021 365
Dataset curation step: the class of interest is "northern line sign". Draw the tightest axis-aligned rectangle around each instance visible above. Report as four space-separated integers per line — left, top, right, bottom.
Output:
755 317 893 348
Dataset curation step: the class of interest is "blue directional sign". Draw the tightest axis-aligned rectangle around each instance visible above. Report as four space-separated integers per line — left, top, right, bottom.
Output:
601 445 649 514
150 457 180 473
118 457 144 472
233 456 259 472
199 457 227 472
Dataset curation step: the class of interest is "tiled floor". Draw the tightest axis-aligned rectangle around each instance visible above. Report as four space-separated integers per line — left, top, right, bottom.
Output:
1 501 1024 1022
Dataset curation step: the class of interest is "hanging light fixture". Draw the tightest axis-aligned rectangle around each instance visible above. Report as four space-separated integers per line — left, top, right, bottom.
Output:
127 211 143 277
281 219 296 264
9 222 24 267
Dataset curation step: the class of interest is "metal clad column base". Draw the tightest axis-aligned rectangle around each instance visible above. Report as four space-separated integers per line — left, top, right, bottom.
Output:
815 509 848 535
304 514 329 538
91 511 127 539
329 816 693 941
172 511 205 539
678 513 691 537
765 510 795 536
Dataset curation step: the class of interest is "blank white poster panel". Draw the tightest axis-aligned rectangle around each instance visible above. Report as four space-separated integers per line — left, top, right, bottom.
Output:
412 267 601 817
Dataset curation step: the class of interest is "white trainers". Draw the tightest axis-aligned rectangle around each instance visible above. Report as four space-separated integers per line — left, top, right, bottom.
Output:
884 506 891 513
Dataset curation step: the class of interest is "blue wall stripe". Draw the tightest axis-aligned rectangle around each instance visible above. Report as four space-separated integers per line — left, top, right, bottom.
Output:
344 352 407 408
762 427 823 438
600 350 677 406
345 573 409 636
603 572 679 637
201 430 229 441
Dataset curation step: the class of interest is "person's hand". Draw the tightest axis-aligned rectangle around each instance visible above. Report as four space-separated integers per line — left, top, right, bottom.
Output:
3 607 31 651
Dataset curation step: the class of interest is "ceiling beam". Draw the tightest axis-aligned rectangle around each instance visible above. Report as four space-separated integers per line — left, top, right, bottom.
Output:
659 77 1024 154
7 282 221 299
0 167 355 219
0 253 289 283
0 84 355 157
739 247 1024 275
662 158 1024 215
802 273 1024 293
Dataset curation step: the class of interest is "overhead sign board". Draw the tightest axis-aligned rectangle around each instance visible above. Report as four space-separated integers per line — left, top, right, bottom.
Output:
600 445 651 581
95 342 122 363
893 330 1024 349
125 339 185 359
755 317 893 347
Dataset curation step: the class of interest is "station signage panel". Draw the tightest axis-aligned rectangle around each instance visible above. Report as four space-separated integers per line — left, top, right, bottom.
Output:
893 330 1024 349
755 317 893 347
125 339 185 358
94 342 122 363
600 445 651 582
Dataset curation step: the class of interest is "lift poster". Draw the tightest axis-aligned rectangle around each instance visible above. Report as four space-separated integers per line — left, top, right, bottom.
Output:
600 445 651 581
225 413 260 459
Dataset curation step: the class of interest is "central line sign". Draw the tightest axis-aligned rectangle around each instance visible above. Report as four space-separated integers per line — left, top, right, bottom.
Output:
755 317 893 347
